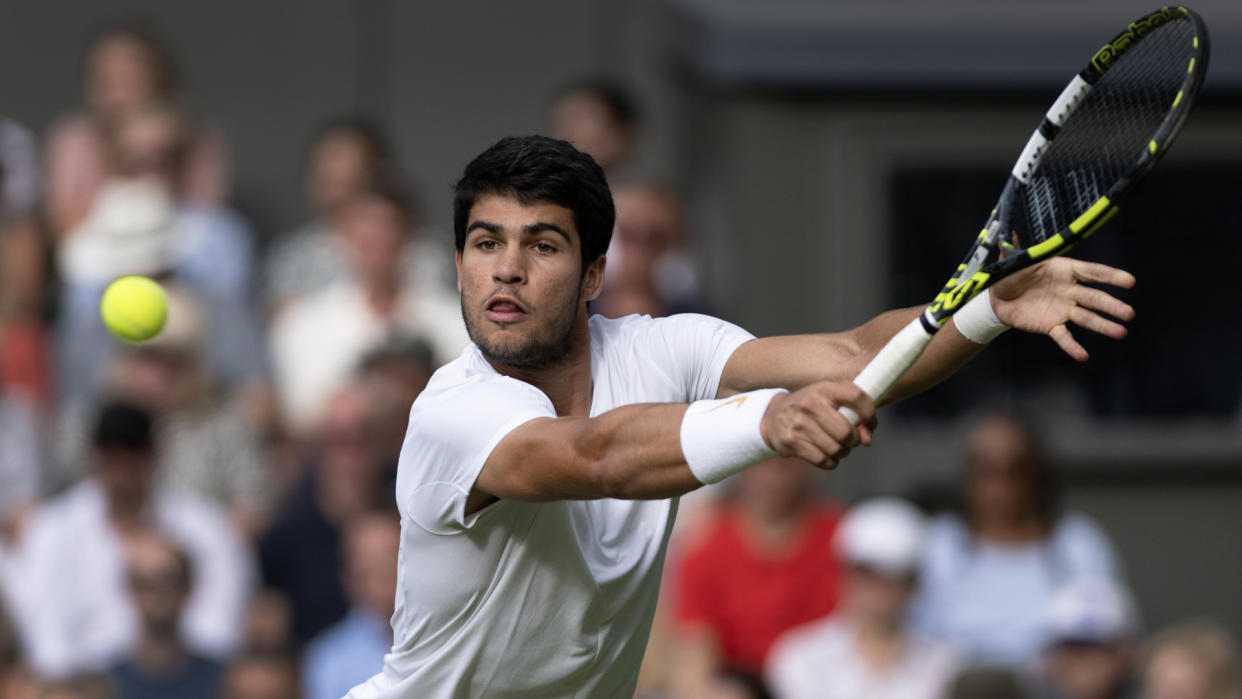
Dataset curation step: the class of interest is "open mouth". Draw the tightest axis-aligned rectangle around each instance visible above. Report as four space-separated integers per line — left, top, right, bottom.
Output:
485 295 528 323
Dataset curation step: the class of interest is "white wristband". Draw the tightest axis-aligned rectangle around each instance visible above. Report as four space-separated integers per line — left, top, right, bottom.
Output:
954 289 1009 344
680 388 786 485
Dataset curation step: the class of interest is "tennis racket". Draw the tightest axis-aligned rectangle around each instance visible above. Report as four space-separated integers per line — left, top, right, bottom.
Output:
839 5 1209 425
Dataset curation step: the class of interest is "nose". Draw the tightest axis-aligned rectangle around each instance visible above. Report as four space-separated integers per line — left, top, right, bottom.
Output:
493 244 526 285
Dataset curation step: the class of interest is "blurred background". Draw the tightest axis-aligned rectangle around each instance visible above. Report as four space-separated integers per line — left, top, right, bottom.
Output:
1 1 1241 698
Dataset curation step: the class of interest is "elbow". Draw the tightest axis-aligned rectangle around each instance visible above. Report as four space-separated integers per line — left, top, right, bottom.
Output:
591 456 631 499
571 419 630 501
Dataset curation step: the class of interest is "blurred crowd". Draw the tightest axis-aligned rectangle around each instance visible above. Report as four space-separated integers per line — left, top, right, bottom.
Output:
0 22 1237 699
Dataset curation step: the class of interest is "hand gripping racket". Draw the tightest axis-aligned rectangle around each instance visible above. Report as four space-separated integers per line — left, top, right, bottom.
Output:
839 6 1209 425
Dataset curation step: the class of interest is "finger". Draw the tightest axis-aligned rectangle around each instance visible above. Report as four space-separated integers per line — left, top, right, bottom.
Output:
857 424 873 447
1071 286 1135 322
1049 323 1088 362
806 392 863 448
1072 260 1136 289
1069 306 1128 339
818 381 877 427
787 439 830 469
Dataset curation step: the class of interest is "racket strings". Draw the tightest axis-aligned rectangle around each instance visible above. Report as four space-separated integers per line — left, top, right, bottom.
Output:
1014 17 1195 247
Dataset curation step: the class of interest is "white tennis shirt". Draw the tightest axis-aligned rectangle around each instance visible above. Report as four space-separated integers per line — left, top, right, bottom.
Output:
348 313 754 698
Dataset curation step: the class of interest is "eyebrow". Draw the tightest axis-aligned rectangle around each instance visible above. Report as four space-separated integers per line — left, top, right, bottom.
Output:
466 220 573 244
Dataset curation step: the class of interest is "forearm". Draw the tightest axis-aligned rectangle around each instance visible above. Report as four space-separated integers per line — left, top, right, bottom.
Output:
582 403 703 499
721 305 987 405
478 403 703 503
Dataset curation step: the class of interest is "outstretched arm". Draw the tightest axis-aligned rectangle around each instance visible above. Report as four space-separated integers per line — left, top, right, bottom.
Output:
718 257 1135 404
467 382 877 512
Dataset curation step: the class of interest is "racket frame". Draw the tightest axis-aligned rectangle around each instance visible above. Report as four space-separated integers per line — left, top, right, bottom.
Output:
839 6 1209 423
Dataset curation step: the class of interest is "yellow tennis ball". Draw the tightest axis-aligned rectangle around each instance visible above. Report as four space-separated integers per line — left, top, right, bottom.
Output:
100 276 168 342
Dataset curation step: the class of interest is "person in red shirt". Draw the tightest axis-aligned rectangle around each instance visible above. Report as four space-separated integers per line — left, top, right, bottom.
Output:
670 456 843 696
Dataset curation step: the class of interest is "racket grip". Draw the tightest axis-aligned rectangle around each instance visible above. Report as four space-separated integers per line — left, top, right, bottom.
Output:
838 316 936 426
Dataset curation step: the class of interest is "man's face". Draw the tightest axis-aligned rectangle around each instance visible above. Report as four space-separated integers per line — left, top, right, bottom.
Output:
96 446 154 508
1045 642 1131 699
549 94 628 173
342 196 408 282
457 193 603 370
310 133 376 215
967 419 1038 521
845 564 916 628
126 536 189 631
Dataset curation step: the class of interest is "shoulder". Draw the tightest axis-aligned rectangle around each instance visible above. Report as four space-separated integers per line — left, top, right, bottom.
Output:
154 491 237 543
918 513 972 576
46 113 93 147
304 616 353 663
271 284 352 332
680 506 744 560
1052 511 1119 566
409 355 553 440
591 312 749 345
923 512 969 548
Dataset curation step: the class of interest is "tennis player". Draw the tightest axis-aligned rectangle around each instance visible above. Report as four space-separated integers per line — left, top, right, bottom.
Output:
347 135 1135 698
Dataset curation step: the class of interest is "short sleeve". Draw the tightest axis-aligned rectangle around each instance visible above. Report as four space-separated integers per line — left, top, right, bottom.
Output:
1055 511 1123 580
401 375 556 535
641 314 755 402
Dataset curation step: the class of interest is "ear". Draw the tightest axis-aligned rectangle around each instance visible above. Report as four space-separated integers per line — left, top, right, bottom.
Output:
581 255 607 302
455 250 463 293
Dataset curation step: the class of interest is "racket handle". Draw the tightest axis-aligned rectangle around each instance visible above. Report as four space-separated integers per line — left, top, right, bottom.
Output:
838 316 936 426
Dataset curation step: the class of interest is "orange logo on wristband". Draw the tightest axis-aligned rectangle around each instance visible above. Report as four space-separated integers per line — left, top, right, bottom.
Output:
711 396 747 411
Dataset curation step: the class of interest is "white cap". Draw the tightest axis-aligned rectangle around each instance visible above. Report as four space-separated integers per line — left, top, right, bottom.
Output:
1044 578 1140 645
835 498 926 576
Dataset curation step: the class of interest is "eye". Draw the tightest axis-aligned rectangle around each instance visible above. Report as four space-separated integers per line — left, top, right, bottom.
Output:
533 242 557 254
476 239 499 251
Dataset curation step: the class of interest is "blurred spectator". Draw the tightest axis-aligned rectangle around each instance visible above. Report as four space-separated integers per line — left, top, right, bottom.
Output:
34 674 116 699
260 383 392 644
0 387 40 547
1 117 51 406
1032 578 1142 699
263 117 454 315
945 667 1029 699
263 118 387 311
766 498 959 699
223 652 300 699
1 118 39 221
1143 621 1242 699
243 589 295 656
670 457 844 695
53 286 270 533
269 186 467 434
8 400 253 677
548 78 638 180
708 669 775 699
107 530 222 699
302 510 399 699
1 598 37 699
44 24 228 236
53 104 265 408
595 184 703 319
355 336 435 464
913 414 1124 666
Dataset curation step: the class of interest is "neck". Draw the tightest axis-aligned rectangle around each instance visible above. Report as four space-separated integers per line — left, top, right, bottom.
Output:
740 497 809 553
485 310 593 417
852 614 905 670
364 274 401 315
107 495 149 532
132 628 186 673
972 509 1047 543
